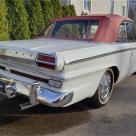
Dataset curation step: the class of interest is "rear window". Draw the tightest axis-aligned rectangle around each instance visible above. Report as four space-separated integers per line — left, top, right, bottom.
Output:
40 20 99 40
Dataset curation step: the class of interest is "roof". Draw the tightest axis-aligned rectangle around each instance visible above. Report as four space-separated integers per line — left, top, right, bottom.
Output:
53 14 131 21
52 14 133 43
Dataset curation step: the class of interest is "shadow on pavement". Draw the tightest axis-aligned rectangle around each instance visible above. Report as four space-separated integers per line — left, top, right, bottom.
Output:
0 95 93 135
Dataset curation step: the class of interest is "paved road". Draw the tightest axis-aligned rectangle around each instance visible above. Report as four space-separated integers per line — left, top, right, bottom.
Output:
0 75 136 136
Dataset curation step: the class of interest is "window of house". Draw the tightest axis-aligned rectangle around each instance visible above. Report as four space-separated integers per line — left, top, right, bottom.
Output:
84 0 91 11
122 5 126 16
110 0 114 14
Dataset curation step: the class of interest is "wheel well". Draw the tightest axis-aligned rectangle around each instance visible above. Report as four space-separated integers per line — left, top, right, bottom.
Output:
110 66 119 83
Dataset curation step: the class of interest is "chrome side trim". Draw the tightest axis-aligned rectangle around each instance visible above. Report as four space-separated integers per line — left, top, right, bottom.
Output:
36 60 56 65
0 48 36 60
0 55 35 65
68 48 133 65
0 60 64 80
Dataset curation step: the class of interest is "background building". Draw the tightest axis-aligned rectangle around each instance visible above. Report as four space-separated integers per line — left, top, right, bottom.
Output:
60 0 128 16
129 0 136 8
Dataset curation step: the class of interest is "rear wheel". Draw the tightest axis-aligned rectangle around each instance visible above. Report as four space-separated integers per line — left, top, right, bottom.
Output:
91 69 114 108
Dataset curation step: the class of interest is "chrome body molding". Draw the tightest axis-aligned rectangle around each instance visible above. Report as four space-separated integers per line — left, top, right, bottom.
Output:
67 48 135 65
0 59 65 81
0 47 37 60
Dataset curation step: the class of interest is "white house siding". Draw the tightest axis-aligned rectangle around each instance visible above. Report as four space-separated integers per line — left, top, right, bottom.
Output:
60 0 83 15
71 0 83 15
91 0 110 14
114 0 128 16
92 0 128 16
60 0 128 16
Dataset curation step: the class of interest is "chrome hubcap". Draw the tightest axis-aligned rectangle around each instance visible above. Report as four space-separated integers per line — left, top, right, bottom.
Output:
99 71 113 103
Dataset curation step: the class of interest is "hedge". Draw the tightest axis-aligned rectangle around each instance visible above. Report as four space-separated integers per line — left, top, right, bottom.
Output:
6 0 30 40
62 5 70 17
0 1 76 41
69 5 76 16
25 0 45 38
0 0 9 40
62 5 76 17
50 0 62 18
40 0 54 27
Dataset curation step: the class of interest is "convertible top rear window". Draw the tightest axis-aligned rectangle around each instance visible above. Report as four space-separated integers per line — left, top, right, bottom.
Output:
40 20 99 40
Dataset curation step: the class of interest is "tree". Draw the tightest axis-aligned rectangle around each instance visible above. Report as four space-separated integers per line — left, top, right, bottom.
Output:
0 0 9 40
40 0 54 27
6 0 30 40
50 0 62 18
26 0 45 37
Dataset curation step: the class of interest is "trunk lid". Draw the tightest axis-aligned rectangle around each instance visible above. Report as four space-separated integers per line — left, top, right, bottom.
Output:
0 38 97 79
0 38 93 53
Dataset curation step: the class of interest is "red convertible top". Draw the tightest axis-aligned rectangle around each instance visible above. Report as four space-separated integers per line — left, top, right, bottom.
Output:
52 14 132 43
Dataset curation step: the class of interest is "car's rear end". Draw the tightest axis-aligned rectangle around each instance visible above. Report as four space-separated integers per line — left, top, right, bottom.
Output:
0 40 76 110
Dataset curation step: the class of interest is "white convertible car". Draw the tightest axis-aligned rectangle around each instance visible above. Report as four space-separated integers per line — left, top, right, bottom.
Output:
0 14 136 110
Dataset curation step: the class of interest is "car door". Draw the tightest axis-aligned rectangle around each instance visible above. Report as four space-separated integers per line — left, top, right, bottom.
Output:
116 21 132 78
125 21 136 74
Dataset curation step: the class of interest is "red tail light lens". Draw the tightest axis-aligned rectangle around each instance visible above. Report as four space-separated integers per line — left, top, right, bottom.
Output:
36 54 56 70
37 55 55 63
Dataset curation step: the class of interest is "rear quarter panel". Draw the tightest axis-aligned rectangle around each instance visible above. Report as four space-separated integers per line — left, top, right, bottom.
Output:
59 43 132 105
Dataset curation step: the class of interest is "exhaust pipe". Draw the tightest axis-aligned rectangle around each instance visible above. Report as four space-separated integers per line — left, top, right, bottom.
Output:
20 83 40 110
20 101 38 110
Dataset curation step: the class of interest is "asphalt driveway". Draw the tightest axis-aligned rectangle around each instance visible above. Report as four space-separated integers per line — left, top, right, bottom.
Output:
0 75 136 136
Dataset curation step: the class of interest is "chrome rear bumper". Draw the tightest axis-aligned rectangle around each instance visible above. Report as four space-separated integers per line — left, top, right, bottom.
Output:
0 73 73 108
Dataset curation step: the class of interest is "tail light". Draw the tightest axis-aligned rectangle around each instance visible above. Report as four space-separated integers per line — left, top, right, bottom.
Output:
36 54 56 70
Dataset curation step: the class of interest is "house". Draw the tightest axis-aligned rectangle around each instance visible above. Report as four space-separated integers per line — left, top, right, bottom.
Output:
60 0 128 16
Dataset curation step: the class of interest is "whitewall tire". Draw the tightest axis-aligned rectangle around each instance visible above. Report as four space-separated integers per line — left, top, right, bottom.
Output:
91 69 114 108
